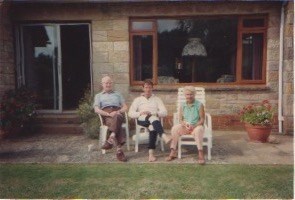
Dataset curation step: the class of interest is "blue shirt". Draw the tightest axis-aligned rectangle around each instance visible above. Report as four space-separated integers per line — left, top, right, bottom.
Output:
93 91 125 109
182 100 202 125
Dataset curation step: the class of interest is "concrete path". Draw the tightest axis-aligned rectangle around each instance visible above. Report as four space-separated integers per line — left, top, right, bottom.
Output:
0 131 293 164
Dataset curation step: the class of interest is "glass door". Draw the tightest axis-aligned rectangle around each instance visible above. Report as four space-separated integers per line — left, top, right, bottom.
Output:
21 25 60 111
18 23 91 112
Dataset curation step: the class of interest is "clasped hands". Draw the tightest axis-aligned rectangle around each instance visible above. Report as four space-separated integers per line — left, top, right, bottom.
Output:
182 121 194 132
108 110 122 117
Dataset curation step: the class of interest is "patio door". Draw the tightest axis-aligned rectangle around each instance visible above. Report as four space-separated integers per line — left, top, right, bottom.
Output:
17 23 91 112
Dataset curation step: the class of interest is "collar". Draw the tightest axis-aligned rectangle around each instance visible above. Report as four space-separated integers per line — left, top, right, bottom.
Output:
141 93 154 99
102 90 114 94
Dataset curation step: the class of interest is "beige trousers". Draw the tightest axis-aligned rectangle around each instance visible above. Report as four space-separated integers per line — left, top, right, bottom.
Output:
170 124 204 150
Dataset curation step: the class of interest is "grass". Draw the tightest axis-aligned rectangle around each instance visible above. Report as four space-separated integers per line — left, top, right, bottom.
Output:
0 163 293 199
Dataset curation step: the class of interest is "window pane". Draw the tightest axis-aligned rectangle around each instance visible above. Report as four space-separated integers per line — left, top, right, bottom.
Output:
132 35 153 81
132 21 153 31
157 18 237 84
243 18 265 28
242 33 263 80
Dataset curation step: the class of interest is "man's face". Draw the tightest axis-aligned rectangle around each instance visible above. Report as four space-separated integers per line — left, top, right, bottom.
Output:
142 84 153 97
101 78 113 92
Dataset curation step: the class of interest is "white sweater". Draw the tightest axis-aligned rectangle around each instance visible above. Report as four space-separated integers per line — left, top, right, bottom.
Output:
128 94 167 118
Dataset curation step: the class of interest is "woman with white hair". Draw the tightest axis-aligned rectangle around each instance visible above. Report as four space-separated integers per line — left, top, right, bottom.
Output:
166 86 205 164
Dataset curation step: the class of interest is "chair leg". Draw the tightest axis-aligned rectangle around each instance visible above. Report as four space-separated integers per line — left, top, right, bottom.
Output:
178 137 182 158
135 130 139 153
125 128 130 151
160 137 165 152
100 125 108 155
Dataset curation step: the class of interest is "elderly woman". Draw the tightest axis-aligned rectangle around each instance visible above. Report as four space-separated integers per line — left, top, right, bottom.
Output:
166 86 205 164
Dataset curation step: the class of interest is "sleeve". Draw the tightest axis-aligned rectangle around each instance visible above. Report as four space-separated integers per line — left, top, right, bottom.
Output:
157 97 167 117
128 98 140 118
118 92 125 105
93 93 101 108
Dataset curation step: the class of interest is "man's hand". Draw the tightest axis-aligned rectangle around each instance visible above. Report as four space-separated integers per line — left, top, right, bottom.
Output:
109 111 120 117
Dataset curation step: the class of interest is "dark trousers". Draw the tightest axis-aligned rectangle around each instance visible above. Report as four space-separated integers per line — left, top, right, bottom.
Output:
102 107 125 145
137 115 164 149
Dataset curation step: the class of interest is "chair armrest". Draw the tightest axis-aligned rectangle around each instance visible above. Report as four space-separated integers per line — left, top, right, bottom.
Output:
98 114 103 126
204 113 212 136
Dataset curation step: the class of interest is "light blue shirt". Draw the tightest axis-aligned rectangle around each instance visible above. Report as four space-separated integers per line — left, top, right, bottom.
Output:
182 100 202 125
93 91 125 109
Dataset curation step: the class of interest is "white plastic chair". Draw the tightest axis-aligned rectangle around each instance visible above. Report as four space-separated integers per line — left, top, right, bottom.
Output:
173 87 212 160
98 112 130 154
133 117 165 153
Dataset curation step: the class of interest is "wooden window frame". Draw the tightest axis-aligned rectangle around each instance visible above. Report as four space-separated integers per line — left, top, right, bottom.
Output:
129 15 268 86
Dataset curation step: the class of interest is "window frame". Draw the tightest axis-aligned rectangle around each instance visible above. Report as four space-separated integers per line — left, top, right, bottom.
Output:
129 15 268 86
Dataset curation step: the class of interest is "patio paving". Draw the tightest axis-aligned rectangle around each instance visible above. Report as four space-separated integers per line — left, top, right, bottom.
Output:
0 130 293 164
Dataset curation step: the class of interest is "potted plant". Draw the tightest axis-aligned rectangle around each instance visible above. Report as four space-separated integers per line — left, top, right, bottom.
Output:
239 100 274 142
0 87 38 138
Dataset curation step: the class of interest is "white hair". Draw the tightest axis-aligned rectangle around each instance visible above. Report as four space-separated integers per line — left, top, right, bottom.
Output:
101 75 112 83
183 86 196 95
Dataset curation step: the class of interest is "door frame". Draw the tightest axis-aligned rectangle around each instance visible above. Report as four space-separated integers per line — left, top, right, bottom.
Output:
15 22 93 113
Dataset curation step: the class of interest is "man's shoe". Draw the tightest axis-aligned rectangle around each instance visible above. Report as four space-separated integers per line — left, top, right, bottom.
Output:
101 141 113 150
116 150 127 162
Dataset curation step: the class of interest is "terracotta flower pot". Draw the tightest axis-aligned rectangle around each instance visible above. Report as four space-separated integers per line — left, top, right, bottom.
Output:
244 123 272 143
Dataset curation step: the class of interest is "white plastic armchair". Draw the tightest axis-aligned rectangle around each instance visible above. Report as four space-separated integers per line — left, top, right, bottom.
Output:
98 112 130 154
173 87 212 160
133 117 165 152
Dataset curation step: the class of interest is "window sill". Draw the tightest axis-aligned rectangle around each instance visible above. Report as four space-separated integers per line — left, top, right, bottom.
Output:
129 84 271 92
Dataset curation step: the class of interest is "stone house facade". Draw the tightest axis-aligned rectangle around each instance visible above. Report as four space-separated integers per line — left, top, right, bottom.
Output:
0 0 293 134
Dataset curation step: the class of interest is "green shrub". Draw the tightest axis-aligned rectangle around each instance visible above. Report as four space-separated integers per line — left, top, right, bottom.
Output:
0 87 39 137
77 88 100 139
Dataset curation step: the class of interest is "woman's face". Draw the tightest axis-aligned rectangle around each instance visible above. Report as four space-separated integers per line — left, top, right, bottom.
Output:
184 90 195 104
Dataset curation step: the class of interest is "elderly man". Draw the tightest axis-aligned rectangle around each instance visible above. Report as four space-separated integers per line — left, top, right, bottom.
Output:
93 75 128 162
128 79 170 162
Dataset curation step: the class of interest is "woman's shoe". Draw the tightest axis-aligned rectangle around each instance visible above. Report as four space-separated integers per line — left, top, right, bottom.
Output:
165 151 177 161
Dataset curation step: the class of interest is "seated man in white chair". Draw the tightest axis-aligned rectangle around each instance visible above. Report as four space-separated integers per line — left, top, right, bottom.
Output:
128 79 170 162
93 75 128 162
166 86 205 165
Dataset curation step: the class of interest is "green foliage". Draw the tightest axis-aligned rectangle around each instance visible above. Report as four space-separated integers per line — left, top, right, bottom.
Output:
77 88 100 138
239 100 274 126
0 87 38 136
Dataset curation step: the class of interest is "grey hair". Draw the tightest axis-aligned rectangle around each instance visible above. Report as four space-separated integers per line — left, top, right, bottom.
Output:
183 86 196 95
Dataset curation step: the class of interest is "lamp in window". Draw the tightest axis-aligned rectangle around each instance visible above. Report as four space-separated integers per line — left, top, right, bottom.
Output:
182 38 207 82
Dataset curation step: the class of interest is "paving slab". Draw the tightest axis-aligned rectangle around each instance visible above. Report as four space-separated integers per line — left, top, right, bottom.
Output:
0 130 293 165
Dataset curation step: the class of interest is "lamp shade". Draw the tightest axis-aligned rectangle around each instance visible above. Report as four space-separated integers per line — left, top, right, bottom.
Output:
182 38 207 57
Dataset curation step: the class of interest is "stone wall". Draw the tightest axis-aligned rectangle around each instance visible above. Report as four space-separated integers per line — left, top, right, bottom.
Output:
9 2 292 131
283 1 294 134
0 1 15 98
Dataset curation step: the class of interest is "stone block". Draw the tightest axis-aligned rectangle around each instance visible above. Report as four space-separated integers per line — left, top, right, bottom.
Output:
95 62 114 74
113 73 129 84
92 20 113 31
93 51 109 63
283 94 293 106
267 39 279 49
284 37 293 48
267 49 279 61
283 83 293 94
114 41 129 51
284 25 293 37
114 83 129 97
283 71 294 82
114 62 129 73
267 61 279 71
268 71 278 81
92 31 108 42
267 27 279 39
283 60 293 71
109 51 129 63
93 42 113 52
107 30 128 42
113 20 128 30
269 15 280 27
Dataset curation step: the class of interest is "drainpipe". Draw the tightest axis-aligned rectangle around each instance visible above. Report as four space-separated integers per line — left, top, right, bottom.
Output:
278 1 287 133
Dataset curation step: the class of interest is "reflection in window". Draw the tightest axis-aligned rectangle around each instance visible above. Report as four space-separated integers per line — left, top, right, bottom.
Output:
157 18 237 83
242 33 263 80
132 21 153 30
132 35 153 81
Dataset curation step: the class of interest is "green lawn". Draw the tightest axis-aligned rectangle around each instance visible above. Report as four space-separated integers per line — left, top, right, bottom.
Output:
0 164 293 199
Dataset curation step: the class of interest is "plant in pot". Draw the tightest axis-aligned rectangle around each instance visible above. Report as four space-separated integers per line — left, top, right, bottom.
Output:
0 87 38 138
239 100 274 142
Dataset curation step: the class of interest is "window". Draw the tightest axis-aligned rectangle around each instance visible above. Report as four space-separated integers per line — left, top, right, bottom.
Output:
130 16 267 85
